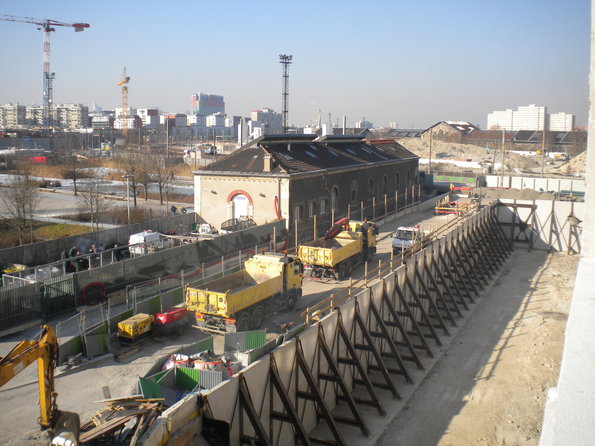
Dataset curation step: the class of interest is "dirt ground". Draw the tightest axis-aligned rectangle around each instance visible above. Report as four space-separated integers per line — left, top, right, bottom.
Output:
378 249 578 446
398 137 583 176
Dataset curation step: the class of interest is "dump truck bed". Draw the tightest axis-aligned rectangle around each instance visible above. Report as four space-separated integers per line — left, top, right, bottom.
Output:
186 269 283 318
298 231 362 267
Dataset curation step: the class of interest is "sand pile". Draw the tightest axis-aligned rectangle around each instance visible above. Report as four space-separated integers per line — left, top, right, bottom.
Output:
398 138 491 161
471 187 557 201
554 151 586 175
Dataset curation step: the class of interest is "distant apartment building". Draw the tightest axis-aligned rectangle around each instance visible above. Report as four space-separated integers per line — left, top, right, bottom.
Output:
53 103 89 129
137 108 160 128
188 114 207 126
487 104 574 131
549 112 575 131
90 114 114 129
191 93 225 115
206 112 226 128
250 108 282 133
25 106 45 128
355 119 373 129
0 103 27 129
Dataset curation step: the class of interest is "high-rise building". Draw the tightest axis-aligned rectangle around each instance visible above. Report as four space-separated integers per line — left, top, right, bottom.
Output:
137 108 160 128
250 108 282 133
191 93 225 115
549 112 575 131
487 104 574 131
0 103 27 129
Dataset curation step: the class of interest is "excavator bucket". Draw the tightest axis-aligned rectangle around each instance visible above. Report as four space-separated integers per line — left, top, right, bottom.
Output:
50 411 80 446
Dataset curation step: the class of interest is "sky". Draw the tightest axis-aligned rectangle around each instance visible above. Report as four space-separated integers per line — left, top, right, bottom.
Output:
0 0 590 129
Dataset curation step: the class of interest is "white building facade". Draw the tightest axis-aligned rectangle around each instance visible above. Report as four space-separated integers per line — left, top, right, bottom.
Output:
487 104 574 131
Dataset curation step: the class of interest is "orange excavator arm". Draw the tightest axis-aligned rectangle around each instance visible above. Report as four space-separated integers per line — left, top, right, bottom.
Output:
0 325 79 443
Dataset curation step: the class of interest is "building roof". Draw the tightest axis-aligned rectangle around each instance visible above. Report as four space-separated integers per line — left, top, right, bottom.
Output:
195 134 417 176
422 121 479 135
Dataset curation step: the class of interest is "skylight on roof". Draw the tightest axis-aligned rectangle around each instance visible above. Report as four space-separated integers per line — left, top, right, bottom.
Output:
309 144 320 151
359 144 372 154
327 149 339 157
305 151 317 159
279 153 294 161
346 148 356 155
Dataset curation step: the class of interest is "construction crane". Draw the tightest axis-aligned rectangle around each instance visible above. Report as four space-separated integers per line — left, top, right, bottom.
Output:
117 67 131 139
0 15 90 131
0 325 80 444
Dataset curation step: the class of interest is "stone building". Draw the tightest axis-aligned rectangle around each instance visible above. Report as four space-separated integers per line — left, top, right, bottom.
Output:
193 134 419 240
420 121 479 144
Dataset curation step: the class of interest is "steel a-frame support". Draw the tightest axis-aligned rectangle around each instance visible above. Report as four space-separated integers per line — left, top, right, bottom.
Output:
335 311 386 416
413 267 454 333
238 373 272 446
404 275 443 346
317 325 371 437
295 338 345 446
433 253 470 310
368 293 413 383
380 286 424 369
393 278 434 357
352 301 400 398
269 355 312 446
422 257 462 319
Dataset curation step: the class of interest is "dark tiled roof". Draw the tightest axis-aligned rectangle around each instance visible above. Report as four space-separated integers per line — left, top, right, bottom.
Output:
366 139 418 159
198 134 413 175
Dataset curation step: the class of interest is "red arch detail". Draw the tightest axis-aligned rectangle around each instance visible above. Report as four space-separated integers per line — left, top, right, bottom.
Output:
226 189 254 205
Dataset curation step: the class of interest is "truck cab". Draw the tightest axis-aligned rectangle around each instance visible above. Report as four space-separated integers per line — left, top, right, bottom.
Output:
392 226 423 254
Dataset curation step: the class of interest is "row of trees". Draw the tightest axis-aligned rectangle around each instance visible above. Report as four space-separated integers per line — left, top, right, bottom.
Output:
61 153 176 205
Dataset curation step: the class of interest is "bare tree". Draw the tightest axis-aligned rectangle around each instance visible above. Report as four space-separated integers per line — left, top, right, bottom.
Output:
118 155 140 207
135 157 154 201
61 154 89 196
151 157 175 205
0 171 40 245
77 177 113 231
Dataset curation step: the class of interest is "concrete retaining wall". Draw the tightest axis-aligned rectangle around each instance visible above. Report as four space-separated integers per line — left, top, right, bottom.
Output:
496 199 584 252
485 175 586 193
0 213 200 267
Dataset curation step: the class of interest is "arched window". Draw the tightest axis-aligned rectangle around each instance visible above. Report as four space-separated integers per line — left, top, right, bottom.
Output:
382 176 387 195
350 181 358 203
227 190 254 219
395 172 400 192
330 186 339 211
368 179 374 197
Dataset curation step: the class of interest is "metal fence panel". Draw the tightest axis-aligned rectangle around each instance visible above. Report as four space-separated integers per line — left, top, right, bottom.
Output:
0 282 41 331
224 330 266 352
198 369 223 390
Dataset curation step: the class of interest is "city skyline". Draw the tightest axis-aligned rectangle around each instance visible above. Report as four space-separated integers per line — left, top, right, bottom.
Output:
0 0 589 129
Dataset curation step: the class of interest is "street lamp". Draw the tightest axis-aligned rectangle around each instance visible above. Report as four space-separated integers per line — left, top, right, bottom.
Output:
123 174 134 225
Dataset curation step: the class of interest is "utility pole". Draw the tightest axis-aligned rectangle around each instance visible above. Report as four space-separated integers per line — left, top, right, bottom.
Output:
279 54 293 134
500 128 506 188
428 127 433 177
541 128 546 177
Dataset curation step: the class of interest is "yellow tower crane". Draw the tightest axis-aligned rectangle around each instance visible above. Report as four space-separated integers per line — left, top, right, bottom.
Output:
117 67 131 139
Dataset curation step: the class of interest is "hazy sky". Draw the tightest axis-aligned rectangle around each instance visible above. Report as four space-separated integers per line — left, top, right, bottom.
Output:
0 0 590 128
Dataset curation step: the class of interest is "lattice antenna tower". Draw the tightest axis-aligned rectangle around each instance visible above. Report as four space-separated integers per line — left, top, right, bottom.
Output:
279 54 293 134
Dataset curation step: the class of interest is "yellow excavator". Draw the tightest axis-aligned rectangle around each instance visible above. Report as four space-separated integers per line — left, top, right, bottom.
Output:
0 325 80 445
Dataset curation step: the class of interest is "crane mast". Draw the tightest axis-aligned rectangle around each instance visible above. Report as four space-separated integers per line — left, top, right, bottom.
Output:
0 15 90 131
117 67 131 139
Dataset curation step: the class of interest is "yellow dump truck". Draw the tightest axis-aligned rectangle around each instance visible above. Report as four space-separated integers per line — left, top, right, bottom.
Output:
186 253 303 332
298 220 377 280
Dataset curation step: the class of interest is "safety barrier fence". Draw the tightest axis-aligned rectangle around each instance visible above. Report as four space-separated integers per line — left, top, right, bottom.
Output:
0 220 284 334
140 201 513 445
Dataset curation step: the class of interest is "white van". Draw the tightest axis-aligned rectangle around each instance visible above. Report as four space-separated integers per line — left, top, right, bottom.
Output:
128 231 167 257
